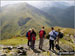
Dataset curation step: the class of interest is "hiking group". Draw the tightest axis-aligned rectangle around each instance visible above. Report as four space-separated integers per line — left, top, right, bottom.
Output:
26 26 63 51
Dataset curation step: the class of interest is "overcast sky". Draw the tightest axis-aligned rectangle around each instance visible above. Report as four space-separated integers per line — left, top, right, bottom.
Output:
1 1 74 8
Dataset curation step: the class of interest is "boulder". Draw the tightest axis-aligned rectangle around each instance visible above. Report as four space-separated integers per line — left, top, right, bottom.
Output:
17 47 24 50
7 52 17 56
60 44 73 52
0 54 7 56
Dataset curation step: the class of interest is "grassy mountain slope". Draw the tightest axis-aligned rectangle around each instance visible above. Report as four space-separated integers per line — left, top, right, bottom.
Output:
0 3 55 40
0 26 75 45
0 3 74 40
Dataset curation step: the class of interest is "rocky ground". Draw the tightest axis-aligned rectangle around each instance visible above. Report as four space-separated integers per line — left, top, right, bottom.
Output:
0 38 75 56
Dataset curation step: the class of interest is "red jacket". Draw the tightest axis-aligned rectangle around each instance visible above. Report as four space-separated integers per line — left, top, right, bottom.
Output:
28 31 31 40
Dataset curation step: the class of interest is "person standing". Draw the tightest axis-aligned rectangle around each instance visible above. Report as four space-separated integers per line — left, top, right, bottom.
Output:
57 29 61 45
49 27 57 51
56 29 64 45
26 29 32 47
31 28 36 49
39 26 46 50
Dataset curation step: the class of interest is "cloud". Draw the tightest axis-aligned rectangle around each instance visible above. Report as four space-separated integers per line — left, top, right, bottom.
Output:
1 1 74 7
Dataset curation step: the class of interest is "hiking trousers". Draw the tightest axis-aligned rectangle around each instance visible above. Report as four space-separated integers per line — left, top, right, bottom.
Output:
27 40 31 47
31 40 35 49
39 37 44 49
49 40 54 50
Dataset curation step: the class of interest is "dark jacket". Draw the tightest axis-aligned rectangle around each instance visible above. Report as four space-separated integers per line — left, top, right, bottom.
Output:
31 31 36 40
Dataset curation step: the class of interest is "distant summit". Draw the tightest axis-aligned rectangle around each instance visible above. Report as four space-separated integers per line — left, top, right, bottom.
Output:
0 2 74 39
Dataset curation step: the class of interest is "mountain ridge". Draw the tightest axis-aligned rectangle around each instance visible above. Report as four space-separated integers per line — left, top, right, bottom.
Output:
0 3 53 39
0 2 74 40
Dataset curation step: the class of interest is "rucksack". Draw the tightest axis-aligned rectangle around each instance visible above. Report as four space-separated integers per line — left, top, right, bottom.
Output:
32 34 36 40
39 30 44 38
50 31 58 39
26 32 28 37
47 35 50 39
55 44 60 50
26 31 31 38
59 32 64 38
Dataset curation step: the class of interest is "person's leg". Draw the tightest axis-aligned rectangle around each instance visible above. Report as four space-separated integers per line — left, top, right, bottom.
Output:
33 40 35 49
39 38 41 49
29 40 31 46
49 40 52 50
41 38 44 49
55 38 57 45
31 40 33 49
31 39 33 48
28 40 29 46
39 38 43 49
52 40 54 50
39 38 42 49
29 39 32 47
57 38 59 45
30 38 32 47
49 40 50 50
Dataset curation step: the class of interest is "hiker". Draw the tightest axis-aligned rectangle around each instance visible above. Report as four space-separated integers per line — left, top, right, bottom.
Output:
26 29 32 47
56 29 60 45
39 26 46 50
31 28 36 49
55 29 64 51
56 29 64 45
49 27 58 51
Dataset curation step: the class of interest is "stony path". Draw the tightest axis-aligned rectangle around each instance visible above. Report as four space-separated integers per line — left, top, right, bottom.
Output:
0 39 58 56
25 39 58 56
0 38 75 56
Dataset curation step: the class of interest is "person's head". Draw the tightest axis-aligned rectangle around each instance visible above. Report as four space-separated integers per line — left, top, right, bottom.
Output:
42 26 45 29
29 28 32 32
32 28 35 32
58 29 60 32
51 27 54 30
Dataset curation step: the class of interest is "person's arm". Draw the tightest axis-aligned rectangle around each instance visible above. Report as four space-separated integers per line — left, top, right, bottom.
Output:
39 30 40 33
35 32 36 37
44 31 46 38
44 31 46 35
49 31 52 35
30 33 32 37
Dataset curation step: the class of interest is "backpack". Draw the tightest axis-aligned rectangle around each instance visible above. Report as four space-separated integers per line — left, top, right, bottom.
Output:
55 44 60 50
59 32 64 38
39 30 44 38
32 34 36 40
47 35 50 39
50 31 58 39
26 32 28 37
28 31 31 37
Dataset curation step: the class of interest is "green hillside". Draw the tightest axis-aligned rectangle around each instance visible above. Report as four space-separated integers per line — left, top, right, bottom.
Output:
0 3 52 40
0 37 27 46
0 2 75 56
0 3 74 40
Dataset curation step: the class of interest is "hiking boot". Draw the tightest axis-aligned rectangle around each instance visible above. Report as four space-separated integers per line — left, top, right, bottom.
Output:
52 49 55 53
39 47 41 49
52 48 54 51
39 47 42 50
52 49 54 51
48 48 51 51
